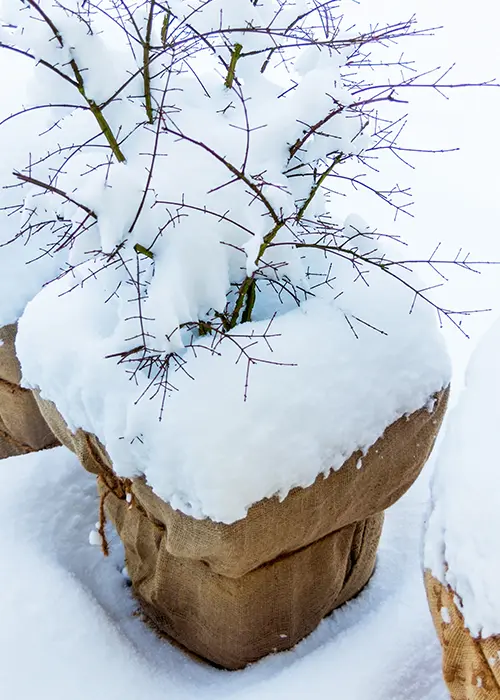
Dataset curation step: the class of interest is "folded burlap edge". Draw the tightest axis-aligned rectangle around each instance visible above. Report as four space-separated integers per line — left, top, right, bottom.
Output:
0 324 59 457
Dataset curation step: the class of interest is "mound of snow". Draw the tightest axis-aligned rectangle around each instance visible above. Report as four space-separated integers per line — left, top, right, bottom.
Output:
425 317 500 638
17 231 451 523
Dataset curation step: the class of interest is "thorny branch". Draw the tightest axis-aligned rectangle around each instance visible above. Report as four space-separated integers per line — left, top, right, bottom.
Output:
1 0 499 408
22 0 127 161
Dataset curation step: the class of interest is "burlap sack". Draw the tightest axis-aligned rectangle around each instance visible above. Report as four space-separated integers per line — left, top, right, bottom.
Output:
425 572 500 699
0 325 58 458
35 386 449 668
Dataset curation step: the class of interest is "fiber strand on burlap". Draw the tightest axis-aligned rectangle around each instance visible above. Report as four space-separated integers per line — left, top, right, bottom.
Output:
97 479 110 557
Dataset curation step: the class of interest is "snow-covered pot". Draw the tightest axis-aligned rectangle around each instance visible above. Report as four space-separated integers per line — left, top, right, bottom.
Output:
424 321 500 700
0 324 57 458
36 388 448 669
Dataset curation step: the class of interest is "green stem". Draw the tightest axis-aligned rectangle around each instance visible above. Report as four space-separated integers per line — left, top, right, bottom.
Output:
143 1 155 124
241 279 256 324
256 221 285 262
229 155 341 327
87 98 126 162
229 277 254 328
25 0 126 163
225 43 243 89
134 243 154 259
161 11 171 47
296 155 342 221
229 221 285 328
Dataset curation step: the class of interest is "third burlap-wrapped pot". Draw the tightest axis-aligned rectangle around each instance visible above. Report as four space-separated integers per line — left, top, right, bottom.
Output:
422 319 500 700
0 324 57 458
425 572 500 700
35 387 449 669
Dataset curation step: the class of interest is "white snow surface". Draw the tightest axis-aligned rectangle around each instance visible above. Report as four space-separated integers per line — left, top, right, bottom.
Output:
0 445 449 700
0 0 370 330
1 1 450 523
425 318 500 638
16 244 451 523
0 51 65 326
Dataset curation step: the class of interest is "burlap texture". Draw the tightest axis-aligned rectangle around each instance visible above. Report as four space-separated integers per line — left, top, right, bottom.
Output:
0 325 58 458
35 387 449 667
0 324 22 385
105 480 383 669
36 388 449 577
425 572 500 699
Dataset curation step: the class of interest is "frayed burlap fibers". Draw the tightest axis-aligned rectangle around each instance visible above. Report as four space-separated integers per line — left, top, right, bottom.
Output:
36 386 449 669
425 572 500 700
0 324 58 458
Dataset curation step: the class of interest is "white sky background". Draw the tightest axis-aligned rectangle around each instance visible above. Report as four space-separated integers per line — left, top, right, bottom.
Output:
1 0 499 381
341 0 500 382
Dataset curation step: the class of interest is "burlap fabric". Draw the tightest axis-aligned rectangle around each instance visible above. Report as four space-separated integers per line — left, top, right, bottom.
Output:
36 387 449 668
425 572 500 699
0 324 58 458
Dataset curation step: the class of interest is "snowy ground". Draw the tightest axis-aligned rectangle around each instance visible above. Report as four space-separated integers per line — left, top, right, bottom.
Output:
0 445 448 700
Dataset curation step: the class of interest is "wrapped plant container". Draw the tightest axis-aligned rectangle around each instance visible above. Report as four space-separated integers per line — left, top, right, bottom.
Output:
37 389 448 669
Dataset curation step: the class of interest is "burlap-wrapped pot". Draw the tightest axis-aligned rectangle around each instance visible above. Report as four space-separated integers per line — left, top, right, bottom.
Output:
425 572 500 699
36 388 449 669
0 325 58 458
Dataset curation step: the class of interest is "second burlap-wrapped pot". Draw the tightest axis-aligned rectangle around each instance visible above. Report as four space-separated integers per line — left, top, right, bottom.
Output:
35 387 448 669
0 324 58 458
